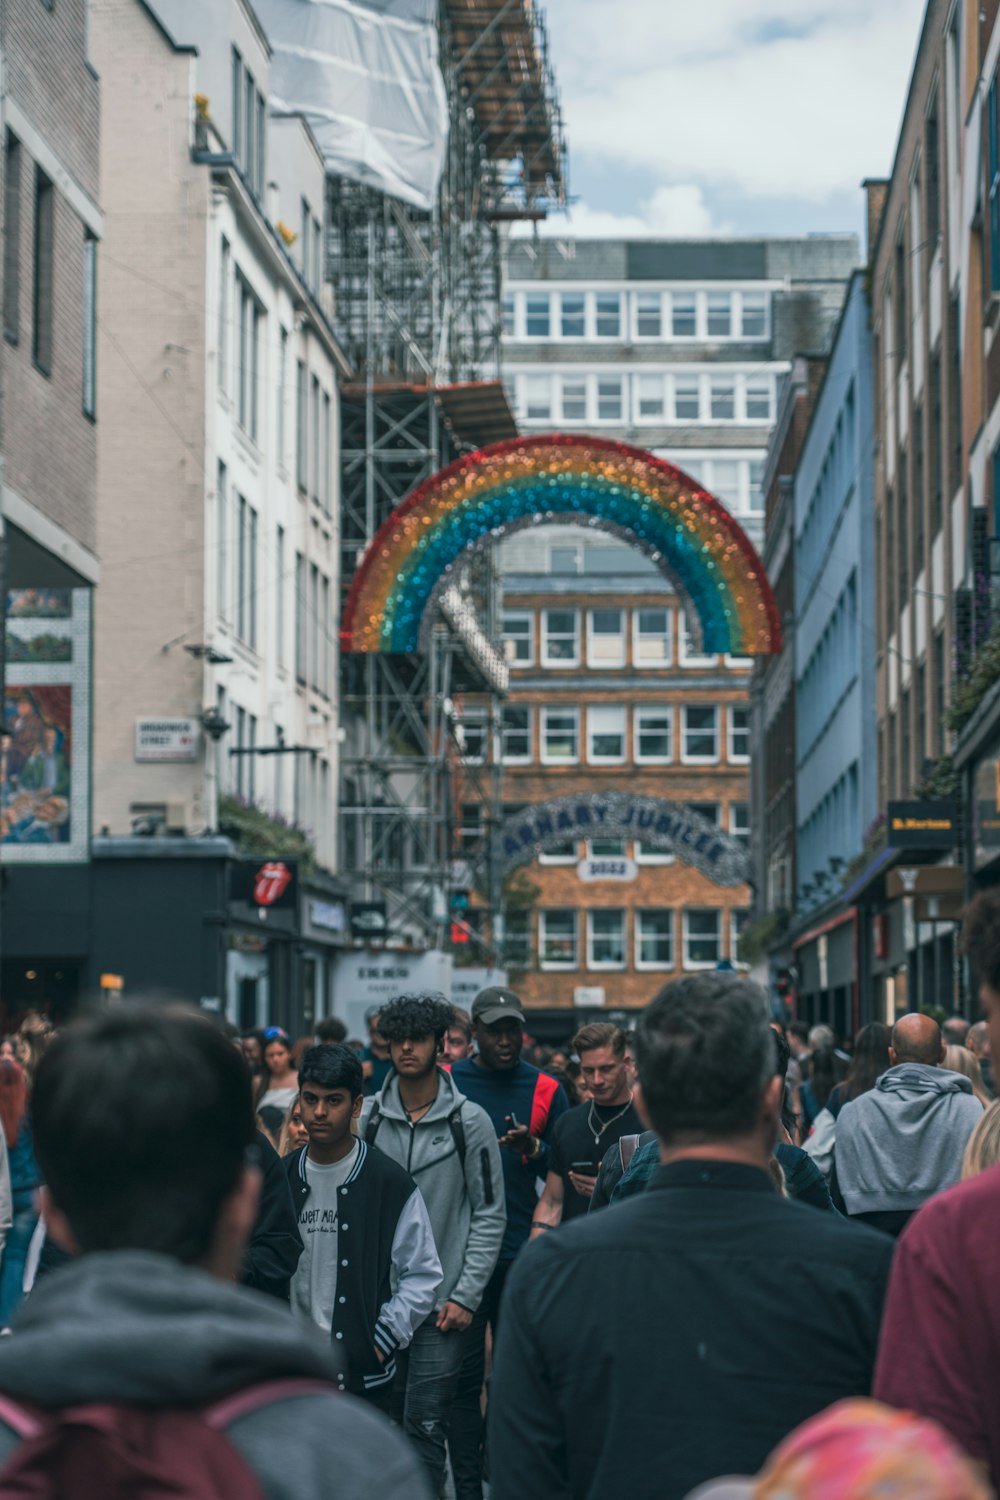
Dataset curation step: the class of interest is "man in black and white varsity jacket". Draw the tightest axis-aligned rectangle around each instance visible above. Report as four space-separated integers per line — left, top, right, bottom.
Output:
284 1044 441 1411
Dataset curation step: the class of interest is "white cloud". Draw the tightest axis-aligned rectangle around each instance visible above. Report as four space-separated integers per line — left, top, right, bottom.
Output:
543 0 925 203
514 183 728 238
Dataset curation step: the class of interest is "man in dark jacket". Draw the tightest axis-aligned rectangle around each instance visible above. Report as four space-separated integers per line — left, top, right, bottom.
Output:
489 974 893 1500
0 1005 428 1499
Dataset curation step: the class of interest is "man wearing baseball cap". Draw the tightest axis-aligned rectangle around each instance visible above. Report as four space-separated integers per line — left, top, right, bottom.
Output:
448 986 569 1499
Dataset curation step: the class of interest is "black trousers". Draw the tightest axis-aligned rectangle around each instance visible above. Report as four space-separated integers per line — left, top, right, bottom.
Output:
446 1259 513 1500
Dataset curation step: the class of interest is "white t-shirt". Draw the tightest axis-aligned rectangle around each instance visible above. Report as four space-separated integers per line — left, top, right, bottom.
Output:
291 1141 359 1334
259 1085 298 1112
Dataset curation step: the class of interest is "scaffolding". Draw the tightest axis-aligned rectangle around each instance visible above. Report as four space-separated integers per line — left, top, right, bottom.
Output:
334 0 566 958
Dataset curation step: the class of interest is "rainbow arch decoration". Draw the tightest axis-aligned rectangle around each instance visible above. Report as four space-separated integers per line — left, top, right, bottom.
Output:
340 434 782 657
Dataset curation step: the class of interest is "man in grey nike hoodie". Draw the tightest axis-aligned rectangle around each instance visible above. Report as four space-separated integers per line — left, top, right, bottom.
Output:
0 1005 429 1500
360 992 505 1495
832 1013 983 1238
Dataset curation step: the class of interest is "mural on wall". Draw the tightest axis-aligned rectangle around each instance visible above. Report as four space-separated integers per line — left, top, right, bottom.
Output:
2 589 90 861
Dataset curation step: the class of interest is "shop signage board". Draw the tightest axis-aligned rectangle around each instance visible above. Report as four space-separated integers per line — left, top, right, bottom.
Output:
886 801 959 850
332 949 453 1039
577 856 638 883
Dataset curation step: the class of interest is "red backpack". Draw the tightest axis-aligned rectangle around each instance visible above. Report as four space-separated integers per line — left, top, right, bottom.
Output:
0 1380 333 1498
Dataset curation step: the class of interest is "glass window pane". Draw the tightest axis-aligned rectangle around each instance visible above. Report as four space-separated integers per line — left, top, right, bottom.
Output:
588 705 626 761
685 909 721 965
595 293 621 337
671 293 696 337
637 375 665 419
749 459 766 513
525 294 550 336
561 378 587 422
589 910 625 967
712 460 741 506
544 608 579 660
683 705 719 759
502 706 531 761
729 706 750 759
589 838 626 857
522 375 552 421
741 292 767 337
674 379 701 420
637 910 674 967
597 378 623 420
707 292 732 336
502 611 533 663
745 379 772 420
636 293 661 337
634 607 671 663
501 293 515 335
543 708 579 761
560 293 585 337
541 910 577 966
710 379 736 419
635 706 673 760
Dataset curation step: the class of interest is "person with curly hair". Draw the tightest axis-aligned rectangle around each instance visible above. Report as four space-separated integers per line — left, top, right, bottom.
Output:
359 992 504 1495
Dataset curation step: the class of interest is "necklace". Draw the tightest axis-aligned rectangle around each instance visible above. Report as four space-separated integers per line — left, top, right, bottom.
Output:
403 1094 437 1123
587 1094 634 1146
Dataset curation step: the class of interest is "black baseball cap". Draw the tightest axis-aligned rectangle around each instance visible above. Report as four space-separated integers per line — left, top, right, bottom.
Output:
471 986 525 1026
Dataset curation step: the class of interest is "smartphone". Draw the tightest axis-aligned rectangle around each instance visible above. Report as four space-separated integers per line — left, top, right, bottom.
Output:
505 1112 522 1131
570 1160 597 1175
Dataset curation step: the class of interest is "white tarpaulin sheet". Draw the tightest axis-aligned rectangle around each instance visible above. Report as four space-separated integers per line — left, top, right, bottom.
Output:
253 0 448 209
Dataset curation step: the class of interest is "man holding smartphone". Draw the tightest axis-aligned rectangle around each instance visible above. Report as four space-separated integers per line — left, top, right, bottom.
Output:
531 1023 642 1234
448 987 570 1499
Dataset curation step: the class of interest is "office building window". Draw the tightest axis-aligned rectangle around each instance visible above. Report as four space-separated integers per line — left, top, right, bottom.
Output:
322 391 332 515
674 378 701 421
636 374 665 420
597 377 623 421
636 292 662 337
595 293 621 337
730 802 750 846
502 705 532 763
636 840 674 865
633 606 671 664
588 838 626 858
560 292 585 337
634 705 673 762
706 292 732 337
561 377 587 422
295 552 306 682
540 841 577 865
82 230 97 418
310 375 321 501
550 543 582 573
501 293 515 336
237 277 260 440
636 910 674 969
712 460 740 507
504 910 532 969
32 168 54 374
232 48 244 164
670 292 696 337
236 495 258 649
740 292 767 337
541 707 579 763
320 575 330 696
296 361 308 490
275 524 285 666
680 611 718 666
682 705 719 762
689 802 721 826
587 705 626 763
502 610 534 664
540 910 578 969
683 909 722 967
587 910 626 969
216 462 228 620
522 374 553 422
543 608 579 665
587 607 625 666
459 707 488 764
710 378 736 420
745 378 772 421
728 705 750 761
748 459 766 513
3 132 20 343
277 327 288 468
525 293 550 337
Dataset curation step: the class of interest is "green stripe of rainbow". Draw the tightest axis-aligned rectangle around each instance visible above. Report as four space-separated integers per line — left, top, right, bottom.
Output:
340 434 782 657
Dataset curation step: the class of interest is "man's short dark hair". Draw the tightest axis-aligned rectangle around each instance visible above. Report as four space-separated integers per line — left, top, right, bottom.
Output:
634 975 776 1146
961 890 1000 992
315 1016 348 1044
297 1043 363 1098
32 1005 255 1265
788 1021 809 1044
377 993 454 1046
572 1021 625 1059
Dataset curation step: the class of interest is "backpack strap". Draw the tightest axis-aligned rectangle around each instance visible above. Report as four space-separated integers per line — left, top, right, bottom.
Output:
529 1072 560 1143
0 1394 44 1440
204 1379 338 1430
363 1103 382 1148
618 1133 641 1174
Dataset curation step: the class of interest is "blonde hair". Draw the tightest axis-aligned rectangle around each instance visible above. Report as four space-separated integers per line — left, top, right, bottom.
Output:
962 1100 1000 1180
278 1095 306 1157
767 1155 787 1197
943 1045 992 1108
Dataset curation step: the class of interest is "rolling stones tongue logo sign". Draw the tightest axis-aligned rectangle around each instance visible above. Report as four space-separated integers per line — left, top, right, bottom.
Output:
253 862 293 907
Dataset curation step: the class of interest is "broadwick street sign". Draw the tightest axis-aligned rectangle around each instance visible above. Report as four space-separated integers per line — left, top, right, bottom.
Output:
495 792 751 888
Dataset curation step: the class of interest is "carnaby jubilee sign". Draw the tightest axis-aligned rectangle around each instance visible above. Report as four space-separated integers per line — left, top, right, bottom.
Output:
496 793 751 888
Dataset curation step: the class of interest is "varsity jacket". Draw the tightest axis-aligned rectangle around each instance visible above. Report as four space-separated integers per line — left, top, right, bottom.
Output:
284 1139 441 1395
358 1069 505 1313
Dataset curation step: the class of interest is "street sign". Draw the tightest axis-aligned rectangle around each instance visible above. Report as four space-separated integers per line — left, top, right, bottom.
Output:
134 718 200 762
887 801 958 850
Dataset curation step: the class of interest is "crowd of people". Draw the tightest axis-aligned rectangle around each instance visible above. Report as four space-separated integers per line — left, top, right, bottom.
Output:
0 896 998 1496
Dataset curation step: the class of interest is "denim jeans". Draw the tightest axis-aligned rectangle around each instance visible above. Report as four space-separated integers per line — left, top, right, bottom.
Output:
404 1316 470 1496
0 1203 39 1327
447 1260 512 1500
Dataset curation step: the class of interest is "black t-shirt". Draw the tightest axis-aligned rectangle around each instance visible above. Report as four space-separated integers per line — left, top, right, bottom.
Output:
549 1099 644 1221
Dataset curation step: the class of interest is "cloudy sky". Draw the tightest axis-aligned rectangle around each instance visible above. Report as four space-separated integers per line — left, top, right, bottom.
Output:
529 0 928 241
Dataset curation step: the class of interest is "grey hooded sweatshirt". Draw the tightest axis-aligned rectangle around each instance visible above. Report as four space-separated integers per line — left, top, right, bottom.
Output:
834 1063 983 1215
359 1067 505 1313
0 1250 429 1500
